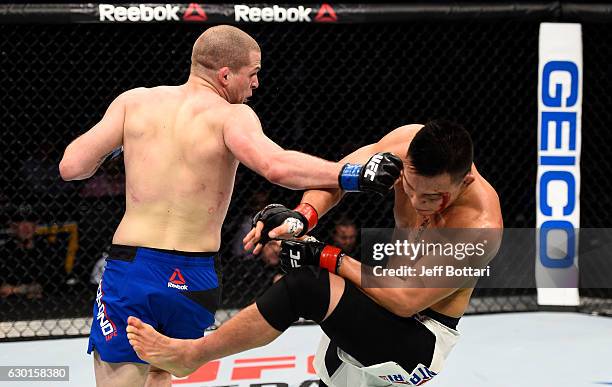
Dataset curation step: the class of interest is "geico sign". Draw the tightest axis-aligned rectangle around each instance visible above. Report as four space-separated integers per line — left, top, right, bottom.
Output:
538 60 580 269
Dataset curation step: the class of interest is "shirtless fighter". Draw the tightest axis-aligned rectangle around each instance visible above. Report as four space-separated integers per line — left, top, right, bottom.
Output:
125 120 503 386
59 25 401 387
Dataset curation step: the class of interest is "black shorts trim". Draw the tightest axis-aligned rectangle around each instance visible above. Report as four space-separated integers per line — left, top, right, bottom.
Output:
420 308 460 330
109 244 219 261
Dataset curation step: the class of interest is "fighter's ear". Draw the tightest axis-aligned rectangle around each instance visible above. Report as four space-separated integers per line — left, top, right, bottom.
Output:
217 67 231 86
462 171 475 187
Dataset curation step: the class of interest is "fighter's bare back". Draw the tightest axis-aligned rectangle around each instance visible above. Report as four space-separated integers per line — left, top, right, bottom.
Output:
113 86 241 252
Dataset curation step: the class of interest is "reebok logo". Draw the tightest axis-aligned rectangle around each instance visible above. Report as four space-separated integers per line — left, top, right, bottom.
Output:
168 268 188 290
234 5 312 22
364 154 384 181
183 3 207 21
315 3 337 22
99 4 180 22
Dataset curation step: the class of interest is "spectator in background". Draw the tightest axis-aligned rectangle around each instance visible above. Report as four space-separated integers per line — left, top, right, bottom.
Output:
0 216 44 299
0 209 69 299
331 217 359 257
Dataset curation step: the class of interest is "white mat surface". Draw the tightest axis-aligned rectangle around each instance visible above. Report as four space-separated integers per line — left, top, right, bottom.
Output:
0 312 611 387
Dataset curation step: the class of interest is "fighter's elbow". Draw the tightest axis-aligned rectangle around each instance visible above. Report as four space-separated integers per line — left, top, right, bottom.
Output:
386 295 419 318
261 153 289 186
263 163 287 186
386 302 416 318
392 305 418 318
59 159 80 181
59 153 91 181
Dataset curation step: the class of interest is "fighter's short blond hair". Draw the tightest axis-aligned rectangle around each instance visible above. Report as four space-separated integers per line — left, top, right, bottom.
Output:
191 25 260 72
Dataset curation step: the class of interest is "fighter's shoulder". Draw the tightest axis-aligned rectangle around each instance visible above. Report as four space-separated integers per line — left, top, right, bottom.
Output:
443 206 494 228
113 86 159 104
120 86 152 97
131 85 188 97
227 103 257 116
377 124 423 151
223 104 261 127
373 124 423 154
443 207 502 253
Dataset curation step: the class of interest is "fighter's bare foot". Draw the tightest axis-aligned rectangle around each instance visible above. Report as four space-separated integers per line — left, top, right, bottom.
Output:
126 316 200 377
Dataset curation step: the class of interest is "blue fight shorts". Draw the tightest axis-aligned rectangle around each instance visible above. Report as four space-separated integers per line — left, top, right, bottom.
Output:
87 244 220 364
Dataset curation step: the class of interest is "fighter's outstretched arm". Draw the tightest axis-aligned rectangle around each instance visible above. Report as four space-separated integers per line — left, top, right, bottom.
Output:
242 142 381 254
300 143 379 217
223 104 344 189
59 92 127 181
243 125 419 253
300 124 419 216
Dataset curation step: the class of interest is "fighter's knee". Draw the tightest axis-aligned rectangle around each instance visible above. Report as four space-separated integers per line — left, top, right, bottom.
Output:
283 266 329 297
283 267 331 322
145 366 171 386
256 267 332 331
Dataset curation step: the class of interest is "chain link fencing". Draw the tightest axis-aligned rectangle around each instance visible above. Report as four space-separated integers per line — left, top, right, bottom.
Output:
1 19 610 340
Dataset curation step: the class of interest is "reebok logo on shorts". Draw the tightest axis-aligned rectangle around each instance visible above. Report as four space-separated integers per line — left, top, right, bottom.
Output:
168 269 188 290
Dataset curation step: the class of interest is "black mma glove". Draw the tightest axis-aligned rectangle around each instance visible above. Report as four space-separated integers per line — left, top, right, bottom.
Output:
279 238 345 274
251 203 319 246
338 152 403 195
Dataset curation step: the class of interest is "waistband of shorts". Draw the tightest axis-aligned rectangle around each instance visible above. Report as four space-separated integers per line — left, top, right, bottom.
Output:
420 308 460 330
109 244 218 267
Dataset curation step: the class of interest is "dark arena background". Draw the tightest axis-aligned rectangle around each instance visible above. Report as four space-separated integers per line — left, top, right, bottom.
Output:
0 3 611 386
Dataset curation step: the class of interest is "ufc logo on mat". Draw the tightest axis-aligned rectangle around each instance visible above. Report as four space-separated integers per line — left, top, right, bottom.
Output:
290 249 302 268
364 154 383 181
173 355 317 384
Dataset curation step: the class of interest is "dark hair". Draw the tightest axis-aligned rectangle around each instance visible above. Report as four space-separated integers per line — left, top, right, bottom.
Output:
333 217 356 230
407 119 473 182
